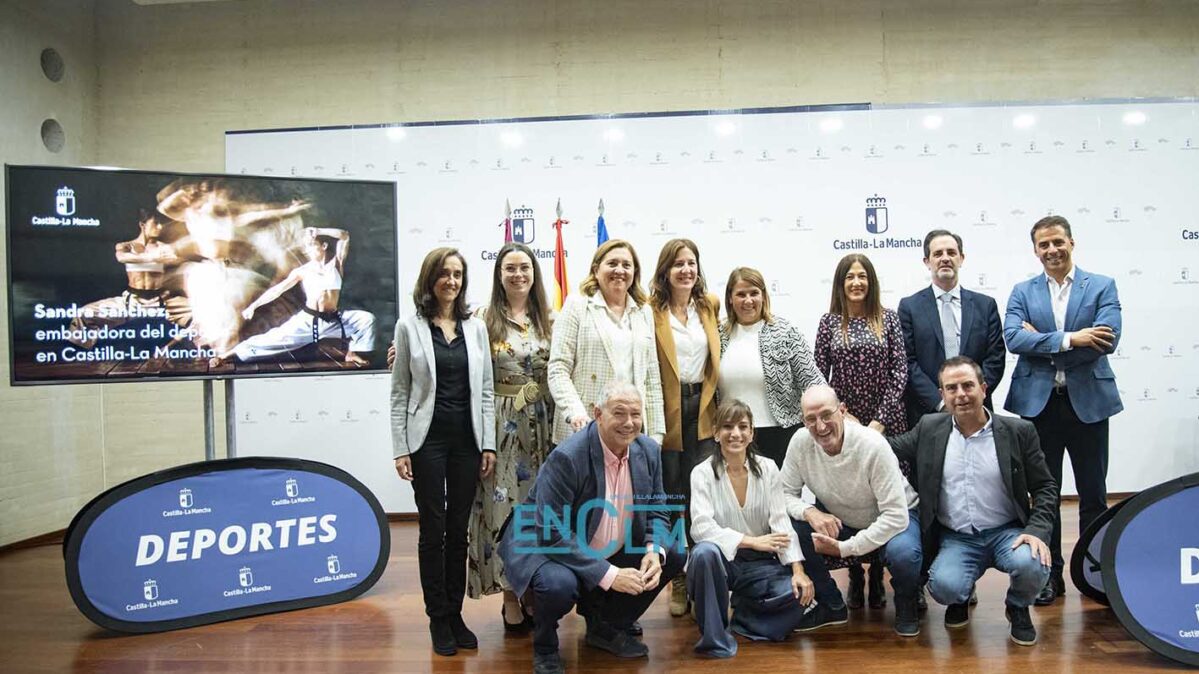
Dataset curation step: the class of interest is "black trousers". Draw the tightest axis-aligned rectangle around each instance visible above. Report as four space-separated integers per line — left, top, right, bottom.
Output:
530 548 686 654
753 424 800 470
660 384 716 546
410 419 481 619
1027 388 1110 574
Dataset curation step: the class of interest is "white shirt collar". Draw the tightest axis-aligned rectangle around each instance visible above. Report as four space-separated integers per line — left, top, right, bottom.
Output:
932 283 961 302
1046 266 1076 287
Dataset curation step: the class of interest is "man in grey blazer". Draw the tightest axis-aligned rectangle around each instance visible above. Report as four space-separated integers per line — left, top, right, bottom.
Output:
888 356 1056 646
499 382 685 674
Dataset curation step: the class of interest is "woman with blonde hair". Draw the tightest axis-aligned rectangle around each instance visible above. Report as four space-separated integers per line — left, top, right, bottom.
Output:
650 238 721 617
547 239 664 445
718 267 825 468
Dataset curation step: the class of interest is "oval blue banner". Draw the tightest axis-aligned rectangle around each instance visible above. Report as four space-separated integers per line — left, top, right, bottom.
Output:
64 457 390 633
1102 472 1199 666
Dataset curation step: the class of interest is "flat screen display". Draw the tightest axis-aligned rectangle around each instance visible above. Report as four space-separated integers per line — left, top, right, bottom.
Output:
6 165 397 384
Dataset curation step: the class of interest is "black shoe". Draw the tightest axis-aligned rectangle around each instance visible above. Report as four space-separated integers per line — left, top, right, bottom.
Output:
916 585 928 613
1033 576 1058 606
533 652 565 674
894 597 920 637
794 600 849 632
867 563 887 609
847 565 865 609
624 620 643 636
944 602 969 628
1005 605 1038 646
585 624 649 658
448 614 478 649
503 604 533 635
429 618 458 656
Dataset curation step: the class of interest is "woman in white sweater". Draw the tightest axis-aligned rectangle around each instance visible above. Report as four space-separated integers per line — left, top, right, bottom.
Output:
686 399 815 657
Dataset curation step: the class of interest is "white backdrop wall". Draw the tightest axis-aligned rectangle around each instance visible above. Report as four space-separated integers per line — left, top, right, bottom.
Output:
227 101 1199 513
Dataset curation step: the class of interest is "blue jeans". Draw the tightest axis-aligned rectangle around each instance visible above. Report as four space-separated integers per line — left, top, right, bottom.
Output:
792 508 923 603
927 524 1050 608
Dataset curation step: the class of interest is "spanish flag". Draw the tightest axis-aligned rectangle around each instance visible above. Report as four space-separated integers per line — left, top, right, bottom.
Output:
552 198 569 311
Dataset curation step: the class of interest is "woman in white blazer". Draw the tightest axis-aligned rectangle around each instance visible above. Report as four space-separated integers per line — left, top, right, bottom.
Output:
391 247 496 657
547 239 665 445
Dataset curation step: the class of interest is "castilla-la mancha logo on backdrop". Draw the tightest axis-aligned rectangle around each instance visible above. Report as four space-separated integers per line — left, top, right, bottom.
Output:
55 186 76 216
512 206 535 244
866 195 889 234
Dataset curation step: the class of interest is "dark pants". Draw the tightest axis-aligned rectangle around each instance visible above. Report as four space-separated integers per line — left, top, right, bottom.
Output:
753 424 800 470
529 548 686 655
410 419 481 619
1027 388 1109 574
791 508 923 605
661 384 717 546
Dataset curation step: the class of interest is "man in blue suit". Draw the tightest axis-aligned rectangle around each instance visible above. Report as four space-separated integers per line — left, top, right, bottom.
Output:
499 381 685 674
1003 215 1122 606
899 229 1006 429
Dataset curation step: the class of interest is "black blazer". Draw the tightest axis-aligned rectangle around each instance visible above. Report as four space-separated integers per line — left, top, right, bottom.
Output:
897 287 1005 427
888 413 1057 563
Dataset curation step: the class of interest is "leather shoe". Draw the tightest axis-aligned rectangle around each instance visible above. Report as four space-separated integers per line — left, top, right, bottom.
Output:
1006 605 1038 646
502 604 533 635
429 618 457 656
794 600 849 632
448 614 478 649
944 602 969 628
533 652 565 674
586 624 649 658
894 597 920 637
847 565 865 609
669 574 690 617
867 563 887 609
1033 576 1058 606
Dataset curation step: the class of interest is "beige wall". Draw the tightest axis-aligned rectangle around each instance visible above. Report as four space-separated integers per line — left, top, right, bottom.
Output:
1 0 1197 545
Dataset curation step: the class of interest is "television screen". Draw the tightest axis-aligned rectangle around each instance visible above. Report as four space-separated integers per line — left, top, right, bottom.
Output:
6 165 398 385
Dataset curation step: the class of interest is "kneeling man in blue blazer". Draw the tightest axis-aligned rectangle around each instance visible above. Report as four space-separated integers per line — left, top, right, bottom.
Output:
499 381 685 674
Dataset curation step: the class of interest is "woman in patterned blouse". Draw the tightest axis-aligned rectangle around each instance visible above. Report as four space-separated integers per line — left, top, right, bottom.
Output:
718 267 826 469
813 252 908 611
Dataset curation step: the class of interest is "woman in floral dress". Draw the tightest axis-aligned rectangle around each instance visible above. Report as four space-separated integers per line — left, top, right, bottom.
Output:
467 242 554 633
814 253 908 612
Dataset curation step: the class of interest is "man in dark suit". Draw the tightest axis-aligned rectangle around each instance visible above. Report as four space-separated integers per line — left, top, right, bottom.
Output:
499 382 685 674
898 229 1006 430
1003 215 1122 606
889 356 1056 646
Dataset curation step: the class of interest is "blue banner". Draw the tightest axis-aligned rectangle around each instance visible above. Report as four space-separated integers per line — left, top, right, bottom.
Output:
1102 472 1199 666
64 457 389 633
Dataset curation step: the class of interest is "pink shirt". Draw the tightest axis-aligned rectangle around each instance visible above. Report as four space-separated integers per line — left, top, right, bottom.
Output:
590 438 633 589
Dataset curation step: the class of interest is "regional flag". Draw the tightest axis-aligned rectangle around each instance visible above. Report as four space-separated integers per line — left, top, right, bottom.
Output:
552 199 569 310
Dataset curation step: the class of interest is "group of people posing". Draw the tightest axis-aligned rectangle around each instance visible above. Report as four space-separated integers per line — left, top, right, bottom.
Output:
388 215 1123 674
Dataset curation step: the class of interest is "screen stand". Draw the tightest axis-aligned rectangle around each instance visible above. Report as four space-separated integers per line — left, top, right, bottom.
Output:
202 380 238 460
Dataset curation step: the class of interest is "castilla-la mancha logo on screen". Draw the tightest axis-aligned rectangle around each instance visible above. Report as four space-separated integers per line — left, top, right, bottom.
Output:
56 186 76 216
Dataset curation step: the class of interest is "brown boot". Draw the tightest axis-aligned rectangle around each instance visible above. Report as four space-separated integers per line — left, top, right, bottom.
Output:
669 573 689 617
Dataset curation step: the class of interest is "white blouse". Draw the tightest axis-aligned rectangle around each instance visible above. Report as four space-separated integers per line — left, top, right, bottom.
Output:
589 292 635 383
669 301 708 385
689 454 802 565
717 320 779 427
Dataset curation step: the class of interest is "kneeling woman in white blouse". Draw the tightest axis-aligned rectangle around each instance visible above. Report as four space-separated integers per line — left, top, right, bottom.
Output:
687 400 816 657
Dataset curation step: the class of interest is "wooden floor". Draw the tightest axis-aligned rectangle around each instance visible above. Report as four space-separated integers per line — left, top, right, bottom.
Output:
0 503 1184 673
